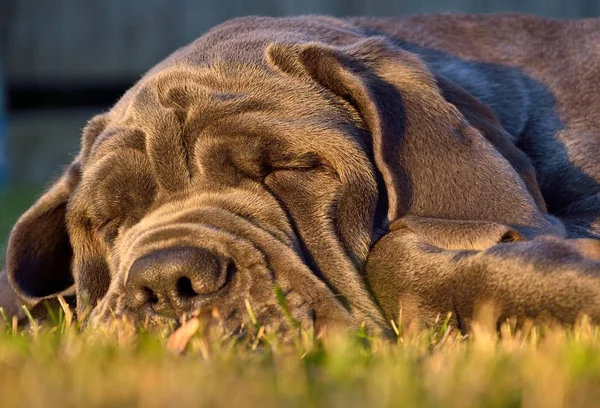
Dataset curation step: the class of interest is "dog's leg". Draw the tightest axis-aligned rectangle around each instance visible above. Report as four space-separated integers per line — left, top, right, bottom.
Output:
365 217 600 332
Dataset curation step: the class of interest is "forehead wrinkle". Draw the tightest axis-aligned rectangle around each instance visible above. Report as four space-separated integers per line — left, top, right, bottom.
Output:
145 116 192 191
105 60 339 193
87 127 147 164
153 59 328 135
185 93 277 136
149 63 279 127
116 83 192 192
80 114 110 164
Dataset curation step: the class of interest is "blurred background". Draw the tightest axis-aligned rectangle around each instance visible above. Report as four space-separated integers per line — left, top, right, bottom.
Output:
0 0 599 254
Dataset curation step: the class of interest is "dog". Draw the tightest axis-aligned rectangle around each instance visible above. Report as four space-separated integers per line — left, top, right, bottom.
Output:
1 13 600 335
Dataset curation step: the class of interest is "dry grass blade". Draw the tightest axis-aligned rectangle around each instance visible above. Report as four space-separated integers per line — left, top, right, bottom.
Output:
57 296 73 329
166 318 201 354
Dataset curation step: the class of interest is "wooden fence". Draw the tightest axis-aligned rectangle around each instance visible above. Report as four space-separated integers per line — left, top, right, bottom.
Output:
2 0 600 83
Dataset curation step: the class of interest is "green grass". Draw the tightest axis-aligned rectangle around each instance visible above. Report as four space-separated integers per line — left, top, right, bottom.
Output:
1 312 600 408
1 188 600 407
0 186 41 264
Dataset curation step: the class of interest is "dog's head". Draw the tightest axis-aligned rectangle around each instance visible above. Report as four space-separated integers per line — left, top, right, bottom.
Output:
4 19 560 334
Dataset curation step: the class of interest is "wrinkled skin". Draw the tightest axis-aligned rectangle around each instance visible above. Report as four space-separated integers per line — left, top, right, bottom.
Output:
2 14 600 335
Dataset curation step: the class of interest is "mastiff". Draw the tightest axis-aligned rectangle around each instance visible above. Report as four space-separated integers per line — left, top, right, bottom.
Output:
1 13 600 335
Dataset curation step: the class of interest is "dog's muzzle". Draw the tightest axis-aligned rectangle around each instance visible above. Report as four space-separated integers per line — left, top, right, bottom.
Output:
124 246 232 318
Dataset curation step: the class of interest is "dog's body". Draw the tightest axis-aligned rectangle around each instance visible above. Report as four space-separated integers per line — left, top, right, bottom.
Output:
2 14 600 334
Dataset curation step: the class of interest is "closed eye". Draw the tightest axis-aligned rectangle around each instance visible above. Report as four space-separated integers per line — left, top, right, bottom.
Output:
271 152 324 171
93 218 120 245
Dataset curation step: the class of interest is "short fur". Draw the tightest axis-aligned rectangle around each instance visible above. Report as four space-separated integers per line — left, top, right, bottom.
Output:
2 14 600 334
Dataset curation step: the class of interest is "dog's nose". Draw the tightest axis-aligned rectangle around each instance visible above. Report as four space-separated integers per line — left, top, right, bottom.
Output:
125 246 228 317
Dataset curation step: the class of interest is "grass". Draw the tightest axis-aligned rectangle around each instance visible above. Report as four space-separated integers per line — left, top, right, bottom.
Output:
1 311 600 408
1 187 600 407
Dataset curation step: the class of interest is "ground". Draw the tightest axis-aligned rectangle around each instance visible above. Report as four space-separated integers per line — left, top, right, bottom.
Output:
1 188 600 407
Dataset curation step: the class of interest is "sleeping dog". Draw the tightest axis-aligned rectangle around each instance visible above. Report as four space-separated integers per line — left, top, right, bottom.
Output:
2 13 600 335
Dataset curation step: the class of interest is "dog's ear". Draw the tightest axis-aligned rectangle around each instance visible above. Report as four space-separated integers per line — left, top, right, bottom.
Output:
6 114 108 306
6 164 79 305
266 38 547 230
434 75 548 212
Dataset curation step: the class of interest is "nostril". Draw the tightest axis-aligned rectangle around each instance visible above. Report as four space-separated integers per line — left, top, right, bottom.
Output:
226 261 237 279
176 276 199 299
127 285 160 310
127 247 231 314
144 287 159 305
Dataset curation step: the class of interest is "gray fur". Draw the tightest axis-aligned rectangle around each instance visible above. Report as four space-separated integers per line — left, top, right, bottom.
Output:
1 14 599 334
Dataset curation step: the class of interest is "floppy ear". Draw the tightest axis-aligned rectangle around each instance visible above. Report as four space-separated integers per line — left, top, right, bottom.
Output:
6 163 79 305
5 114 109 308
267 37 550 233
434 75 548 212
